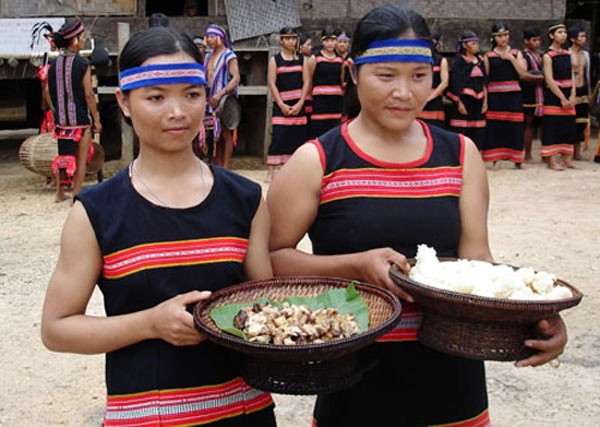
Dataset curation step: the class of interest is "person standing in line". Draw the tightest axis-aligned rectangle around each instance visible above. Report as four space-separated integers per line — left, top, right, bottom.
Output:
299 33 314 125
447 31 487 149
418 29 449 129
568 25 592 160
41 26 276 427
307 27 344 139
47 19 102 202
337 31 360 121
265 27 311 183
521 26 546 163
267 6 567 426
205 24 240 169
482 22 528 170
542 24 577 170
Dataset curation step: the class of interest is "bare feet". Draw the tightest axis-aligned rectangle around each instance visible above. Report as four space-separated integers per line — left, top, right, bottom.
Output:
491 161 500 171
524 156 535 164
561 154 578 169
547 156 565 171
514 162 523 169
54 192 69 203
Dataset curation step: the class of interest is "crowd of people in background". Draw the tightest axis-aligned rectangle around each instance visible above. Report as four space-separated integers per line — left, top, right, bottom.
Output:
39 11 600 200
263 20 600 178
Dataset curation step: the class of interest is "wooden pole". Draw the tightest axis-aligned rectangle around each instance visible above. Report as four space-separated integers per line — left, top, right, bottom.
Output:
118 22 134 167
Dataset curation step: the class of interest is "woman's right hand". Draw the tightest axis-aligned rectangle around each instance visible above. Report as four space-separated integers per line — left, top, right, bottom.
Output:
356 248 414 303
149 290 212 346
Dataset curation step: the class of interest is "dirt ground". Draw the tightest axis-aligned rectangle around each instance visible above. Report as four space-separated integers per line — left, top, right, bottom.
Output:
0 136 599 426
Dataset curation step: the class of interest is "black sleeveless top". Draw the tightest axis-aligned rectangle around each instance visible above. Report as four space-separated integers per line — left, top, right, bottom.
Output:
76 166 274 426
309 121 463 259
48 53 91 126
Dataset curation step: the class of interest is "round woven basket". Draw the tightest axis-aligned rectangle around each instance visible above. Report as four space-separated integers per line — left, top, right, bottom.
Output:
389 262 583 361
193 276 402 394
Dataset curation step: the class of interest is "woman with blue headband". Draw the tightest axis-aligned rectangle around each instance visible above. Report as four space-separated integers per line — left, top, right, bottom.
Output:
267 5 567 426
41 27 276 427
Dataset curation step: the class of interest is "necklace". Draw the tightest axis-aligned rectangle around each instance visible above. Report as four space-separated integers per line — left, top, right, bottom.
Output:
133 159 206 208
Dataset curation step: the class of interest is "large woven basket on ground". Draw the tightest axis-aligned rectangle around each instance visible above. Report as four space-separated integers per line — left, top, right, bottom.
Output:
389 261 582 361
193 276 402 395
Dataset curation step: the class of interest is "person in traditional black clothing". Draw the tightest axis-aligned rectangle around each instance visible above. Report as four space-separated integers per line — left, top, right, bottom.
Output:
568 25 591 160
299 33 314 124
418 29 449 128
447 31 487 149
265 27 310 183
47 19 102 202
482 22 528 170
521 26 545 162
307 27 344 138
267 6 568 426
337 31 360 121
542 24 576 170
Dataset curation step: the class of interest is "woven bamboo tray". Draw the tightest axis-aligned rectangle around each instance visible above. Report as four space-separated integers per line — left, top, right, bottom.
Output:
389 261 583 361
193 276 402 394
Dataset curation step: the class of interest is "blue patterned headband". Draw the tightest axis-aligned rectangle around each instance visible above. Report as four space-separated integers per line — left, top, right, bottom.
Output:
354 39 433 65
119 63 207 91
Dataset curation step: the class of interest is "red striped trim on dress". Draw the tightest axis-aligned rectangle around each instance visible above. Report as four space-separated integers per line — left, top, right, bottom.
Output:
279 89 302 101
276 65 302 74
316 55 343 64
104 378 273 427
431 409 491 427
376 302 422 342
103 237 248 279
470 67 484 78
485 111 524 122
543 106 576 116
446 91 460 103
487 80 521 93
418 110 445 120
481 147 524 163
312 85 343 96
272 116 307 126
320 167 462 204
462 88 485 99
555 79 573 89
311 113 342 121
540 143 574 157
547 49 569 58
450 119 486 128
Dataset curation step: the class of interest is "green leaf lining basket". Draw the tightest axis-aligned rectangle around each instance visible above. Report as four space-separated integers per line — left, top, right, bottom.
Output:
193 276 402 395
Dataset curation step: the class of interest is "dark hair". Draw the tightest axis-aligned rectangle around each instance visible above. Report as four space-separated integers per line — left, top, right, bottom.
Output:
351 4 430 59
52 19 83 49
148 13 169 28
523 26 542 40
458 30 478 54
430 29 442 53
279 27 297 36
299 32 310 46
119 27 203 82
321 25 336 39
568 24 585 43
490 21 509 48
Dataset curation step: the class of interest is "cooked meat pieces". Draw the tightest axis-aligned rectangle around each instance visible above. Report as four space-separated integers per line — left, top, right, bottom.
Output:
235 302 361 345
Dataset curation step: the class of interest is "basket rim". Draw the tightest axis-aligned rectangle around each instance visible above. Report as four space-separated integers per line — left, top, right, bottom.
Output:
193 276 402 357
389 260 583 312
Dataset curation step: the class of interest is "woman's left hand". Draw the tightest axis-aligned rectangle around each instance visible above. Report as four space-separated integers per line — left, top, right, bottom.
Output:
515 315 567 367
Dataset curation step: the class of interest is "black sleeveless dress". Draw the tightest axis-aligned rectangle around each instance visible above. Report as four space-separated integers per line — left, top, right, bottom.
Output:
309 121 490 427
541 48 576 157
76 166 275 427
310 52 343 139
268 53 308 166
